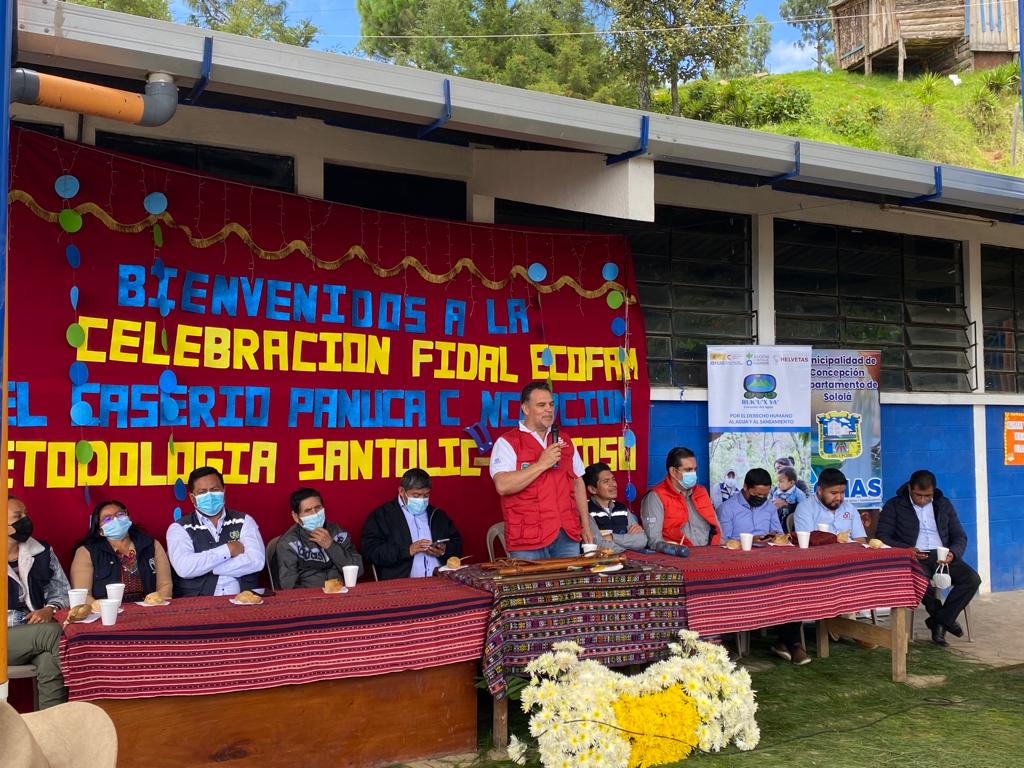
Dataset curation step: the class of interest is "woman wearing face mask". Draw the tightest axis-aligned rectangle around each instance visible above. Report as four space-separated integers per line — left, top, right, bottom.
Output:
275 487 363 589
70 500 173 602
641 446 721 550
7 494 71 709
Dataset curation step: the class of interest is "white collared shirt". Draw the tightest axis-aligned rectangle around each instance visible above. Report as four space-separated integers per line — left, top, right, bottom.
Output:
166 510 266 596
489 421 585 478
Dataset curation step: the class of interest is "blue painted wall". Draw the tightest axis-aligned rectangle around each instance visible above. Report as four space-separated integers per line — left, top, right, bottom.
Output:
646 401 983 571
985 407 1024 591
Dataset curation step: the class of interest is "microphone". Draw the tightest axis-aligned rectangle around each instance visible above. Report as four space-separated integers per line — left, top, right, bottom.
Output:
551 424 560 468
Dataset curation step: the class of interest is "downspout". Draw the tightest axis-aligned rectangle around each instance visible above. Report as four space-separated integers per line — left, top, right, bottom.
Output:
10 69 177 126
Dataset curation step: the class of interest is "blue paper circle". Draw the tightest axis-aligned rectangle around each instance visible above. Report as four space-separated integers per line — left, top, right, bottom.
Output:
161 398 180 422
174 478 188 501
66 245 81 269
144 192 168 215
602 263 619 281
527 263 547 282
617 347 626 362
158 297 172 318
152 257 165 280
623 428 637 448
84 485 92 505
624 482 637 502
541 347 554 367
70 285 79 310
70 401 93 426
611 317 627 336
173 506 182 521
55 175 80 200
69 361 89 386
158 369 177 393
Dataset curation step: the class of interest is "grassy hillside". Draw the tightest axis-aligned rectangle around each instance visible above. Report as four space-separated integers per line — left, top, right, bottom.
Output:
654 65 1024 178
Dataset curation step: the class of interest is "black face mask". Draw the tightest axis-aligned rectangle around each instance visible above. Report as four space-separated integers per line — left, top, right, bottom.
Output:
10 516 33 543
746 494 768 508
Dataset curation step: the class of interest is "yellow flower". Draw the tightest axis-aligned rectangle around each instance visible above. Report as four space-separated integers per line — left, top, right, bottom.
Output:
612 684 699 768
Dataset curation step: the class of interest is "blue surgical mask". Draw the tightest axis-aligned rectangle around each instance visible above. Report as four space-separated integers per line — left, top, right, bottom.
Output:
101 516 131 540
681 471 698 489
406 497 429 516
301 510 326 531
194 491 225 517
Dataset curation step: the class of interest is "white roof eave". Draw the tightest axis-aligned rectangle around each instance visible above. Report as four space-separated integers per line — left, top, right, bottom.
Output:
16 0 1024 218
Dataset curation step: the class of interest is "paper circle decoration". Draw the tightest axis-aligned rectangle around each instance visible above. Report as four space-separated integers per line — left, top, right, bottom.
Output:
70 286 79 310
75 440 94 464
611 317 626 336
66 323 86 348
541 347 554 367
624 482 637 502
70 401 93 426
601 263 619 281
66 245 81 269
144 192 168 215
58 209 83 234
55 175 80 200
174 478 188 501
527 263 547 282
69 361 89 386
606 290 624 310
158 369 178 393
173 507 182 521
161 399 180 422
623 428 637 448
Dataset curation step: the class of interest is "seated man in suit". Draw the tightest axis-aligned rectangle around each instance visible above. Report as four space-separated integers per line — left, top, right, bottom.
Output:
362 468 463 580
276 487 363 589
877 469 981 647
166 466 265 597
584 462 647 553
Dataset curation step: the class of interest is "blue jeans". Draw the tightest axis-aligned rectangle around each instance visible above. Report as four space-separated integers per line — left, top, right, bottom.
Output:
510 529 581 560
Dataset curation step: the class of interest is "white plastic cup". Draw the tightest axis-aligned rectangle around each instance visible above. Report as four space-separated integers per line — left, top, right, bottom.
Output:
68 589 89 608
936 546 949 562
599 529 613 538
816 523 830 533
342 565 360 588
99 599 120 626
582 543 599 556
106 583 126 606
739 533 754 551
797 531 811 549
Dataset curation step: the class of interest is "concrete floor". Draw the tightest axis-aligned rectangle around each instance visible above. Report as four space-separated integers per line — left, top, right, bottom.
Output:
919 588 1024 668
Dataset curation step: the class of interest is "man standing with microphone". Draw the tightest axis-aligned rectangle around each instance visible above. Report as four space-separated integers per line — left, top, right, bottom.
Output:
490 382 594 559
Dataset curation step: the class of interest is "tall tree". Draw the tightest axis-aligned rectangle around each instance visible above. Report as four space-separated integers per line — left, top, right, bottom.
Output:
71 0 172 21
186 0 317 47
748 14 771 73
779 0 831 72
357 0 421 65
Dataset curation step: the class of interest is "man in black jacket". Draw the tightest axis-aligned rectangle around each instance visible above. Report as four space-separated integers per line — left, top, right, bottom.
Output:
361 468 463 580
877 469 981 647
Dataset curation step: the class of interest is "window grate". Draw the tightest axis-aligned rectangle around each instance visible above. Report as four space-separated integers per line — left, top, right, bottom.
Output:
982 244 1024 393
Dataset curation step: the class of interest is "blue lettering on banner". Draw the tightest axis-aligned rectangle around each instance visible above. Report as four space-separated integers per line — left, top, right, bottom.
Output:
7 382 47 426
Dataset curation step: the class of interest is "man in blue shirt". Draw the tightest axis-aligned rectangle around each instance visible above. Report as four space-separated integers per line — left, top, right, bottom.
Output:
717 468 783 541
794 468 866 543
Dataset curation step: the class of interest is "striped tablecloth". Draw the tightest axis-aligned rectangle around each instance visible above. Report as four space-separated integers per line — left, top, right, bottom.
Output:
442 562 688 697
629 543 930 636
59 578 492 701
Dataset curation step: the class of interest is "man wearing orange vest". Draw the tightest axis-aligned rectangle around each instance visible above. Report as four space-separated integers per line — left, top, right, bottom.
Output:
641 447 721 549
490 382 594 559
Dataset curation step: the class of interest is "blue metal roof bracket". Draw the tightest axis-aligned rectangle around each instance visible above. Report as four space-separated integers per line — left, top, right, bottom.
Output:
899 166 943 206
606 115 649 165
417 79 451 139
765 141 800 185
185 36 214 105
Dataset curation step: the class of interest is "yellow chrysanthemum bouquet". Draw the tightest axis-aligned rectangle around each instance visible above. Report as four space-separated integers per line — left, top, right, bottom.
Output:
509 631 759 768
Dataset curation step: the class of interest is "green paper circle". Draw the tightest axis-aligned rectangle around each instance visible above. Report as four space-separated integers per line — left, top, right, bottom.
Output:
66 323 86 348
75 440 94 464
59 208 83 234
606 290 624 309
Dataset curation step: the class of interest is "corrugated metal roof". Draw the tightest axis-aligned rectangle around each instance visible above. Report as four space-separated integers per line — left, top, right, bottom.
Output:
15 0 1024 218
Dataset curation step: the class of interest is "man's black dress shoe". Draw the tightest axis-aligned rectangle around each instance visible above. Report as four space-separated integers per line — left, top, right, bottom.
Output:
945 621 964 638
925 616 948 646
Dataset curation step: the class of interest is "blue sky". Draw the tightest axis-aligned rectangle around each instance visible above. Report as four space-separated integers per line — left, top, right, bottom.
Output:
170 0 817 73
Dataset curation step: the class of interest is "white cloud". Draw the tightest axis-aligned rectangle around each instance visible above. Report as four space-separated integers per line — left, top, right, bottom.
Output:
767 41 817 74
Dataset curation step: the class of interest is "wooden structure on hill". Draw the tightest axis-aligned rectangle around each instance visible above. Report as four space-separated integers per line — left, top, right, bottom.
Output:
831 0 1020 77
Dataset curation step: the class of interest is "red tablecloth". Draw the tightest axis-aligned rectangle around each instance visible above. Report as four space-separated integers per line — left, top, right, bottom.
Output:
59 579 491 701
630 543 930 636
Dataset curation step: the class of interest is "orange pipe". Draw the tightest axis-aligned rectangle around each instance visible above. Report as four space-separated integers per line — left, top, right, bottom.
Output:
34 72 145 124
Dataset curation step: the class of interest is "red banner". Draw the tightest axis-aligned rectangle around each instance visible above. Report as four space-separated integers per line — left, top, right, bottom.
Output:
6 128 649 562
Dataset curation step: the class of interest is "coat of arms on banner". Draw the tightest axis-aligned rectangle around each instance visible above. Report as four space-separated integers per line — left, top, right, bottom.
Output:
816 411 862 459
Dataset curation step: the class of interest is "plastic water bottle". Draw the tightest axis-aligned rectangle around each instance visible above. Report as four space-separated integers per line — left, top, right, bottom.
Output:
654 541 690 558
7 609 27 627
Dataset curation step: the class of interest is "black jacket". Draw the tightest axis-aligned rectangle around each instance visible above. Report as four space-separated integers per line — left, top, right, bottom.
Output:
877 484 968 560
361 499 463 580
80 530 158 598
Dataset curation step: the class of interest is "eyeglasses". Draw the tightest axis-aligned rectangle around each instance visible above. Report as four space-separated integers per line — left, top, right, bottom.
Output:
99 510 129 525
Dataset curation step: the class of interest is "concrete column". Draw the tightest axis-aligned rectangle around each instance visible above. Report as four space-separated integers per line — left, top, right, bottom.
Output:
752 214 775 344
964 239 985 393
973 404 991 592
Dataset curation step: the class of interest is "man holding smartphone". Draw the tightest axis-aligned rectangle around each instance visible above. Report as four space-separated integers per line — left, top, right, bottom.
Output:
362 468 463 580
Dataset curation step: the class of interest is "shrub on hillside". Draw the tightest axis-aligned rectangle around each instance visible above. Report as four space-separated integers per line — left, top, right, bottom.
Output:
825 103 886 141
914 72 944 111
877 105 935 158
966 85 1003 134
982 62 1021 96
749 82 812 124
680 81 722 121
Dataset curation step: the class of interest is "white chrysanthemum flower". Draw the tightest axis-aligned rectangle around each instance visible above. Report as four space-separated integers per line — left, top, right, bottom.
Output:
508 735 528 765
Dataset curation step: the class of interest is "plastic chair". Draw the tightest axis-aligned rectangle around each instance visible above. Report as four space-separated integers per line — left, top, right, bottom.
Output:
486 522 506 561
8 664 39 711
265 535 280 590
371 563 379 581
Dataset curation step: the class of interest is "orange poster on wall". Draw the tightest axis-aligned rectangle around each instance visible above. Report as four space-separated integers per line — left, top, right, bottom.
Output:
1003 412 1024 465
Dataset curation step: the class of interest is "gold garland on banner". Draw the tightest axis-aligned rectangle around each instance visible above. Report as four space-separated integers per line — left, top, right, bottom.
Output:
10 190 635 300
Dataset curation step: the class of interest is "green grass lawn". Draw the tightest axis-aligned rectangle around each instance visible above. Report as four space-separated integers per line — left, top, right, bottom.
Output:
462 635 1024 768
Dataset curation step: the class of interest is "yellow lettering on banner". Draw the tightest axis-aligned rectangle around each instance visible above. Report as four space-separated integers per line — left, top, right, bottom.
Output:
167 443 195 485
456 345 477 381
436 342 456 379
77 442 108 486
298 439 324 481
109 319 142 363
530 344 640 382
325 441 348 481
205 326 231 369
411 340 432 378
576 437 637 472
395 439 419 477
46 442 76 488
602 348 620 380
459 439 481 477
76 316 109 363
173 325 202 368
350 441 372 480
438 438 461 477
321 333 343 373
234 329 260 370
411 341 516 383
141 321 171 366
110 443 139 485
292 332 317 373
250 442 277 484
365 335 389 375
376 439 396 477
223 443 249 484
13 441 46 487
499 347 517 383
139 443 166 486
264 331 289 371
195 442 224 474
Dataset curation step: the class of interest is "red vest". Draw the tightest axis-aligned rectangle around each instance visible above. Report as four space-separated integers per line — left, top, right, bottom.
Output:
650 476 721 546
498 428 581 550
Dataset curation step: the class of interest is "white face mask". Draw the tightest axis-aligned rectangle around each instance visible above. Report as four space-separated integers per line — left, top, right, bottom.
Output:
932 565 952 590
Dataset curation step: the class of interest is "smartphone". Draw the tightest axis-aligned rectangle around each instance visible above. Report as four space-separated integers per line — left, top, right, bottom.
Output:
431 538 450 547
